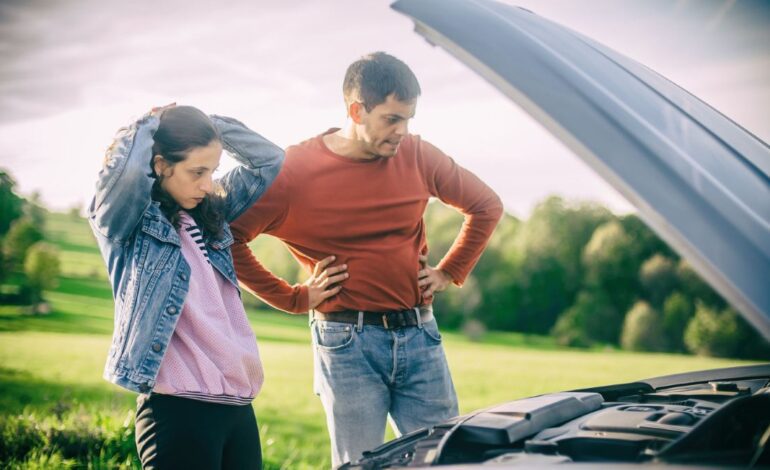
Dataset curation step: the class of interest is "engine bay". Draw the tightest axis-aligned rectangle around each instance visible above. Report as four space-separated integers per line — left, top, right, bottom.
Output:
341 376 770 468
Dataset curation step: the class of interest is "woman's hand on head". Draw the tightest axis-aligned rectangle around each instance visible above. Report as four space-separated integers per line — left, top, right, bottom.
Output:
305 256 348 310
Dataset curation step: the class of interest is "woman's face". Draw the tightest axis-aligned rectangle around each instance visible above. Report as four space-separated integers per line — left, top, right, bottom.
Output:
155 140 223 209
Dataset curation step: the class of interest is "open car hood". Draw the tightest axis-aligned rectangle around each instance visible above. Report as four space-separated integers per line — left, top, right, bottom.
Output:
391 0 770 339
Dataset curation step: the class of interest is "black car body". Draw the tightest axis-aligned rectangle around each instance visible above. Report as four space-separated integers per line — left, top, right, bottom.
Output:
341 0 770 467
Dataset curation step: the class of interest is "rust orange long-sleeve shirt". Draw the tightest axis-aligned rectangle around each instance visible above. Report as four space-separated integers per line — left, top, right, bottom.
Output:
230 130 504 314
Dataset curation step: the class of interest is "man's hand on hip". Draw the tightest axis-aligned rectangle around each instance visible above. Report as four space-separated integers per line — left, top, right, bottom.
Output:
417 254 453 299
306 256 348 310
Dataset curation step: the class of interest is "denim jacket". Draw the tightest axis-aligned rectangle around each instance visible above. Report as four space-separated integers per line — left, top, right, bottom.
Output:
88 112 283 393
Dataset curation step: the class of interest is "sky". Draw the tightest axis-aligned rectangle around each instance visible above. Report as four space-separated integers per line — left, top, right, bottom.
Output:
0 0 768 218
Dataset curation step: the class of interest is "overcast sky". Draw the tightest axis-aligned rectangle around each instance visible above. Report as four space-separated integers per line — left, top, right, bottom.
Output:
0 0 768 218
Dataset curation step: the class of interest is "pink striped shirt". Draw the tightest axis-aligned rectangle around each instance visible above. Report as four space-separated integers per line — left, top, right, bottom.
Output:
154 212 264 405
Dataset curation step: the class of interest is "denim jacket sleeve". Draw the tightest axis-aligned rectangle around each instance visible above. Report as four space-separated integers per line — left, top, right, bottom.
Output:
88 113 159 242
210 115 285 223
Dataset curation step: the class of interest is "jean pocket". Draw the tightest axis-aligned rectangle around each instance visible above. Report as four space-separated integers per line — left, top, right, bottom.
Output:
313 321 355 351
422 319 443 344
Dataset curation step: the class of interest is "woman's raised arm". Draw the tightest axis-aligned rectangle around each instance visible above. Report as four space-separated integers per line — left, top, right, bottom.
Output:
88 113 159 242
209 115 284 223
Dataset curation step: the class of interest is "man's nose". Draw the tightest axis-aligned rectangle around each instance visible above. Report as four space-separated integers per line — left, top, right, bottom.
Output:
395 120 408 137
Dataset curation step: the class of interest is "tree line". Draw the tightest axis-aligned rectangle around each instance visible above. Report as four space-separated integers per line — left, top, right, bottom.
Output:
246 196 769 360
1 166 767 359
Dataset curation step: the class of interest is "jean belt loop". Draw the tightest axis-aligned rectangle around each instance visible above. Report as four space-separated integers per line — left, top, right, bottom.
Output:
415 306 423 329
356 311 364 333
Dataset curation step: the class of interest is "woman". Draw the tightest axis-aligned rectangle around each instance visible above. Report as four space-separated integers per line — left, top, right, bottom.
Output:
89 105 283 468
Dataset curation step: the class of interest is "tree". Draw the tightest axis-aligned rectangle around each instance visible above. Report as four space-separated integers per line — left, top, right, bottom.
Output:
582 220 638 316
639 254 677 307
509 196 611 333
0 168 24 237
468 214 523 331
619 214 677 263
676 259 725 308
24 242 60 305
438 275 483 331
3 218 44 269
24 191 46 230
621 301 666 352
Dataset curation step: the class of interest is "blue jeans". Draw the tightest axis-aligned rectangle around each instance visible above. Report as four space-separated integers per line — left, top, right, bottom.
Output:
311 308 459 468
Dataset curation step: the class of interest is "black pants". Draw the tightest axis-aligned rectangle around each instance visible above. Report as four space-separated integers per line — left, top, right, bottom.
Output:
135 394 262 470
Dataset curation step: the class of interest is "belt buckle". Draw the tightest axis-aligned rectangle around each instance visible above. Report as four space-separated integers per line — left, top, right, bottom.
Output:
383 310 411 329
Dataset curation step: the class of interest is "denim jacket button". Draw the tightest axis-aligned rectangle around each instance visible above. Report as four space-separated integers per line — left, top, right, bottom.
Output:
179 272 188 281
152 343 162 352
166 305 178 315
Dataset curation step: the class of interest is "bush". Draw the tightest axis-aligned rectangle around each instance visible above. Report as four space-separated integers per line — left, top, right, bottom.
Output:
684 304 739 357
684 304 770 359
552 289 621 347
3 218 44 269
621 301 665 352
662 292 694 352
24 242 61 303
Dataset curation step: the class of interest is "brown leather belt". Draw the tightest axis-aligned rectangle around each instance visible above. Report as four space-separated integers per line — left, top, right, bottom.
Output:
312 308 431 330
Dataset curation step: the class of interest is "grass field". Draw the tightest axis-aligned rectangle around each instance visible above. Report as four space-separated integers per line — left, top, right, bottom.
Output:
0 212 760 468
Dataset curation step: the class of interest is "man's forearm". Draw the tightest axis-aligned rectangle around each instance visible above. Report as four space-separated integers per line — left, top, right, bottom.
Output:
232 241 310 314
437 196 504 286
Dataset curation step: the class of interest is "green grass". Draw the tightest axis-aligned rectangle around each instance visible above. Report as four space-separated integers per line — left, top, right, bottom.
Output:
0 212 762 468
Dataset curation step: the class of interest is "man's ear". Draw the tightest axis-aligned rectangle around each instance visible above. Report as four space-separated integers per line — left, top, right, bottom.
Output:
349 101 365 124
153 155 168 177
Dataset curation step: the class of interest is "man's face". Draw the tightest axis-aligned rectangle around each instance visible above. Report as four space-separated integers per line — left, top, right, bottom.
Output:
355 94 416 158
156 140 222 209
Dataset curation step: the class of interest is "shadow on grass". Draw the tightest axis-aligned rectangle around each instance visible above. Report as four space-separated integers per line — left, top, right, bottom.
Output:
55 276 113 300
50 238 100 255
0 367 134 414
0 307 113 334
255 334 310 345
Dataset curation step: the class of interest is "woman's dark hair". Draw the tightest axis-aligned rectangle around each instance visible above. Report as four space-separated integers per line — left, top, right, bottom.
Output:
150 105 225 239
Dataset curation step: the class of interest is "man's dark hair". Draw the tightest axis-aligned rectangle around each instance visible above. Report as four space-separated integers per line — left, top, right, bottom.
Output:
343 52 421 111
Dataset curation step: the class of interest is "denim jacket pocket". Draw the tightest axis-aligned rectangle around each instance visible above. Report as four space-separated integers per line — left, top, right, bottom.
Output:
139 215 181 246
139 220 178 273
313 321 355 351
208 224 234 251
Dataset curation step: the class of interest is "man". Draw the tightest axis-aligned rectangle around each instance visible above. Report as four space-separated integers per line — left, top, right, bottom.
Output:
231 52 503 467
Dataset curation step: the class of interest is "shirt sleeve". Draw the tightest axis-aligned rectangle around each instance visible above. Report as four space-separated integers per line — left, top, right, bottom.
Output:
417 137 504 286
229 169 310 313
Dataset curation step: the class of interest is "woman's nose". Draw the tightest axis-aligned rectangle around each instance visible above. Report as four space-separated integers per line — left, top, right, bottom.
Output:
200 177 213 193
